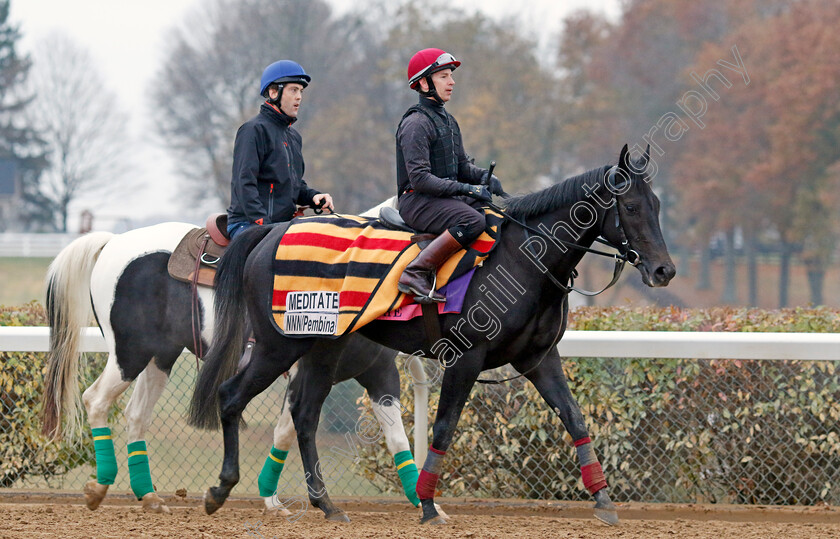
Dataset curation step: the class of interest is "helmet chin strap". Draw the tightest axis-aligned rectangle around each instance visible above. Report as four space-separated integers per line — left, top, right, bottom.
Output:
418 75 444 105
268 83 285 106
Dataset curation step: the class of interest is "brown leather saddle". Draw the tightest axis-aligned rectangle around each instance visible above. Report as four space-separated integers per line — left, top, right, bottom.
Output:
167 213 230 287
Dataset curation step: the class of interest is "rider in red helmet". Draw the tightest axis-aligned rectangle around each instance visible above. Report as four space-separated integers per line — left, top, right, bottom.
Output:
226 60 334 239
396 48 505 303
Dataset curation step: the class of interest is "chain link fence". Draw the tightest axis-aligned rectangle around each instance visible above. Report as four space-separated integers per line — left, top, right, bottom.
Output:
2 340 838 505
356 355 839 506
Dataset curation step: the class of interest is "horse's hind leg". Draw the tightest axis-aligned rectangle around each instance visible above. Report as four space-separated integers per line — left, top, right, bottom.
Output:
81 353 131 510
522 348 619 526
258 363 299 516
123 355 179 513
288 345 349 522
353 351 422 508
205 339 311 515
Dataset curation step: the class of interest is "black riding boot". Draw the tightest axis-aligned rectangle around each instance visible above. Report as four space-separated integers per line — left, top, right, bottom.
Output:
397 230 463 303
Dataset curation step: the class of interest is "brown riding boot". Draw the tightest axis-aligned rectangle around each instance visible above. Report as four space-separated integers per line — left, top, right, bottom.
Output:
398 230 463 304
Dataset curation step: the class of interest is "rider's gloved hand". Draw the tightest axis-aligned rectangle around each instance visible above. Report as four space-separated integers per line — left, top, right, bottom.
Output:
459 183 492 203
482 172 505 196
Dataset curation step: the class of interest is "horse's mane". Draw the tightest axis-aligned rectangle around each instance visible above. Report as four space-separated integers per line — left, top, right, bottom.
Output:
504 166 608 219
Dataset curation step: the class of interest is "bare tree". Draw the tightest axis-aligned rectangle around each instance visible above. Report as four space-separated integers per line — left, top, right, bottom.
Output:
152 0 560 214
26 31 130 232
151 0 372 208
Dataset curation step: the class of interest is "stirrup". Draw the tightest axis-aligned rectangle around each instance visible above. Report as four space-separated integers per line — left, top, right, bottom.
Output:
414 274 446 304
398 274 445 304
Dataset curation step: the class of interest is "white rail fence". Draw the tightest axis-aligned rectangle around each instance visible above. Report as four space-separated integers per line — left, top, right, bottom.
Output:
3 327 839 359
2 327 838 469
0 233 78 257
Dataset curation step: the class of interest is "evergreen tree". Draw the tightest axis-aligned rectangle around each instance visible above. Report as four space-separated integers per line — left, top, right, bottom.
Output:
0 0 49 231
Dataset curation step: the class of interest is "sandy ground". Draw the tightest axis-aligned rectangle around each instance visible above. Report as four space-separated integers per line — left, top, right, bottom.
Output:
0 492 837 539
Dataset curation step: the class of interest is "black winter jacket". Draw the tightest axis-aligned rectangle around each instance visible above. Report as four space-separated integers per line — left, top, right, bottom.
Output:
396 97 486 197
227 103 320 226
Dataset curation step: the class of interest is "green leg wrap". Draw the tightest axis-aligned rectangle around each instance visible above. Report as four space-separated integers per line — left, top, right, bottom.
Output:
92 427 117 485
394 450 420 506
258 447 289 498
127 440 154 500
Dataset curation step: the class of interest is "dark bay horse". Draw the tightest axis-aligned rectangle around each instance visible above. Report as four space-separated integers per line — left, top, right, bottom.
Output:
40 212 427 514
190 144 676 525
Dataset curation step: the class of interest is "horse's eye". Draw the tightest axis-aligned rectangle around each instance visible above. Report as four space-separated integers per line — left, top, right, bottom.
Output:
624 204 638 214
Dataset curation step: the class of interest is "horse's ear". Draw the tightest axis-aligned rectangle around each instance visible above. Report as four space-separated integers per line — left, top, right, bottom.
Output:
640 144 650 170
618 144 630 170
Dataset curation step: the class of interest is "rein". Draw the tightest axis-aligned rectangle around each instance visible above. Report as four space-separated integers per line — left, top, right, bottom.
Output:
473 192 637 385
485 198 638 295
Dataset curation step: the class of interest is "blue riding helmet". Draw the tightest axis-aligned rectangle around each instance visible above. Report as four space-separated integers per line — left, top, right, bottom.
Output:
259 60 311 97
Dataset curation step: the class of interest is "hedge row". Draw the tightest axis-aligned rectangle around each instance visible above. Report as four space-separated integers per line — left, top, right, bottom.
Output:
0 302 106 487
355 307 840 505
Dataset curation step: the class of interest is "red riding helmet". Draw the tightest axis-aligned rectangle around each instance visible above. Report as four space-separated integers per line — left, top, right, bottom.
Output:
407 48 461 89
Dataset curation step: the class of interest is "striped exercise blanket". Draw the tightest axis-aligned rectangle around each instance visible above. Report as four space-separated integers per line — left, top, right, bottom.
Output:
270 209 503 337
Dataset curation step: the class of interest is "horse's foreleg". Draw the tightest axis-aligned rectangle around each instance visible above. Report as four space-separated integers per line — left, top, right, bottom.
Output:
523 349 618 526
81 354 132 510
417 353 483 525
205 342 304 515
124 359 173 513
290 358 349 522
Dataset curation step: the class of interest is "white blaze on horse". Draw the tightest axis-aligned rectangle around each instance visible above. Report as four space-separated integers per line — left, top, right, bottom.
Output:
191 145 675 525
39 200 431 515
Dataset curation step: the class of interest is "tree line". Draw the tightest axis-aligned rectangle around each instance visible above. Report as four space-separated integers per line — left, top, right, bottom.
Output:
1 0 837 306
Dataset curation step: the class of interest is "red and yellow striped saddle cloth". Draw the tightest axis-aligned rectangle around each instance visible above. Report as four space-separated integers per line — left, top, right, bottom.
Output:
270 208 503 337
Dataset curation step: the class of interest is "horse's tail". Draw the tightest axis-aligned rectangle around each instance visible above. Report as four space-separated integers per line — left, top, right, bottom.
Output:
188 225 273 430
41 231 114 441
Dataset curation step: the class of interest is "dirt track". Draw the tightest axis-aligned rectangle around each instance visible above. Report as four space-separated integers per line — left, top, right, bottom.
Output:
0 493 838 539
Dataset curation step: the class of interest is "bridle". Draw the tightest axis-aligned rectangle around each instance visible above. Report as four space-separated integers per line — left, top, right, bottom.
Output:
475 166 641 385
487 165 641 297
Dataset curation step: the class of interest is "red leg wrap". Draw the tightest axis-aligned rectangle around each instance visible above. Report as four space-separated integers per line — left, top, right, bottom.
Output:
416 469 439 499
581 462 607 494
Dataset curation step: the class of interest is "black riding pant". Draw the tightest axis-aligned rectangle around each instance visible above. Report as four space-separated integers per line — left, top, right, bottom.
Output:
398 192 485 247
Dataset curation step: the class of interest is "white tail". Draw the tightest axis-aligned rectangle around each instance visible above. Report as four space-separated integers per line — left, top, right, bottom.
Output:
41 231 113 441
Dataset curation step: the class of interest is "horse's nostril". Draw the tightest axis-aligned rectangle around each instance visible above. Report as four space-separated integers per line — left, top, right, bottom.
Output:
654 265 676 282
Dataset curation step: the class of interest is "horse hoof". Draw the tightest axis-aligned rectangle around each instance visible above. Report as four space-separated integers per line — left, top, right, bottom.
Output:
433 503 450 521
594 507 619 526
83 480 108 511
421 514 448 525
325 510 350 522
203 488 225 515
141 492 171 514
264 506 293 517
263 499 292 517
593 490 619 526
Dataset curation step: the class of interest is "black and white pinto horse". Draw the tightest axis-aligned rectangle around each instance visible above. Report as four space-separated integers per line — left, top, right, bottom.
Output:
40 201 432 515
190 144 676 525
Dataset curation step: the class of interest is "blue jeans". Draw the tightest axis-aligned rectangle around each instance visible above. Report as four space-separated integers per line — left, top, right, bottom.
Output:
227 221 253 240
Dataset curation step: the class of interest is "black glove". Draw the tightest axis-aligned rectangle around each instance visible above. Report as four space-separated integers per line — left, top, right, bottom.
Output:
460 183 492 203
482 172 505 196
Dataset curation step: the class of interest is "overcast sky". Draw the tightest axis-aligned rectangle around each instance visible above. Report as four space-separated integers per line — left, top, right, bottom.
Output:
10 0 619 231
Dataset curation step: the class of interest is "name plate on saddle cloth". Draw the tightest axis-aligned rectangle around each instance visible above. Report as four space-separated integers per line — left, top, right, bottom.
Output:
269 210 503 338
283 291 339 335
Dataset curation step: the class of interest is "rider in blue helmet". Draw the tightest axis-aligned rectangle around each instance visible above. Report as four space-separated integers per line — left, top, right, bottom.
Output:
226 60 333 239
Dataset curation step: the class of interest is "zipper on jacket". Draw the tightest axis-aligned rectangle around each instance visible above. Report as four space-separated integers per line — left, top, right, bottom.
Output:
268 183 274 221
